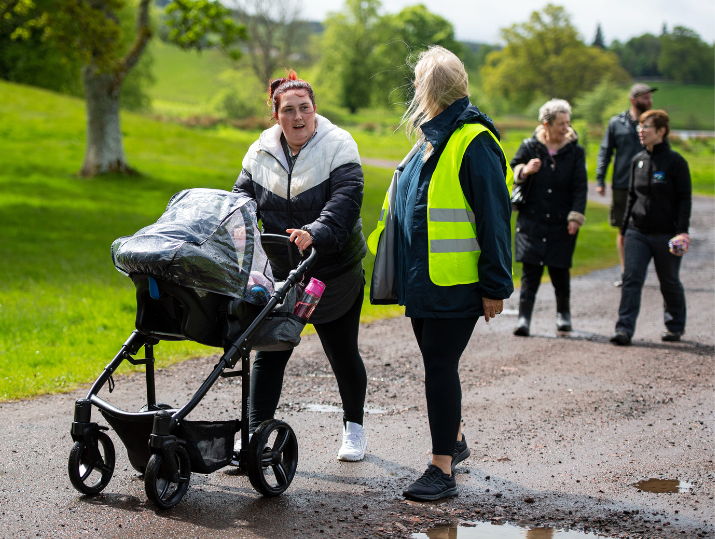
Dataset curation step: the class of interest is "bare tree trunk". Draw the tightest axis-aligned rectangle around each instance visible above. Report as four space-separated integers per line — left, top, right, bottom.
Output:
79 0 151 177
79 66 134 177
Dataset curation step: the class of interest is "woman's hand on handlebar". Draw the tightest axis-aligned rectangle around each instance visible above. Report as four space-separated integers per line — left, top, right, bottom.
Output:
287 229 313 251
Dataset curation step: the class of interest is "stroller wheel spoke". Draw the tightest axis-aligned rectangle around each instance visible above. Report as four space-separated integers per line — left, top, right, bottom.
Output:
157 478 171 499
273 428 290 455
80 465 95 481
272 463 287 486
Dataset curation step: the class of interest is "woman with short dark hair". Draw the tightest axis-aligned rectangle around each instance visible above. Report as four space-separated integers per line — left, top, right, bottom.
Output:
510 98 588 336
232 71 369 461
611 109 692 345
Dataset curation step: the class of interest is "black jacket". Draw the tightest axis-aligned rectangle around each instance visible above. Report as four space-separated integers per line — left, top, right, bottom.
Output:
393 97 514 318
622 141 692 236
510 127 588 269
597 110 643 190
233 119 367 282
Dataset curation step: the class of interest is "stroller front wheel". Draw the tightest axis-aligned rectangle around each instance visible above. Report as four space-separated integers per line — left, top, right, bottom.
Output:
144 445 191 509
247 419 298 497
67 431 115 495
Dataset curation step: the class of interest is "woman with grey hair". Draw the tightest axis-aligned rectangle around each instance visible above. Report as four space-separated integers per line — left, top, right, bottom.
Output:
510 98 588 336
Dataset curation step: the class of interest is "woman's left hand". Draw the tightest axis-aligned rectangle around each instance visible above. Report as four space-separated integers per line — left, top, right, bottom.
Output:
567 221 580 235
287 228 313 250
482 298 503 322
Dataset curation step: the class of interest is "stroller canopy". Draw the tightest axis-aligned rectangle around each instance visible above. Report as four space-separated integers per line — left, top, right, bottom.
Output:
112 188 274 303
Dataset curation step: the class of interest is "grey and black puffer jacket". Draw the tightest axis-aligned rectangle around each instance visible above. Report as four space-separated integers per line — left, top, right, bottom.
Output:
232 115 367 281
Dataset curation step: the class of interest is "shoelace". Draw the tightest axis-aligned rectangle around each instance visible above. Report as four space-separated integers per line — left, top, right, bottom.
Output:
414 466 444 486
343 433 363 449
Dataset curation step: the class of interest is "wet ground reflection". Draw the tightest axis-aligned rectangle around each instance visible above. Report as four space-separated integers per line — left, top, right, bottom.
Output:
411 522 606 538
632 478 693 493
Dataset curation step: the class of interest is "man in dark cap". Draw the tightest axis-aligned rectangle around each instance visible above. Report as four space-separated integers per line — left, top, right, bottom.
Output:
596 83 657 286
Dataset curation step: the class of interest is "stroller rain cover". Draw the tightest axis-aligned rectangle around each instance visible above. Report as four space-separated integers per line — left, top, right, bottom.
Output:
111 188 274 304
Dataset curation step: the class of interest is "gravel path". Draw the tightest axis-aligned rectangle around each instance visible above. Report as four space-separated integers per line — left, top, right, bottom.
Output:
0 198 712 539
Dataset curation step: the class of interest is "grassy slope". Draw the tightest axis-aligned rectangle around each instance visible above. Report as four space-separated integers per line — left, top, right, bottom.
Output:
0 77 619 401
644 81 715 131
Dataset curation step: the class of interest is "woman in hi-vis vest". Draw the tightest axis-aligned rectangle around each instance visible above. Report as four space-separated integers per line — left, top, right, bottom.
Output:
367 46 513 501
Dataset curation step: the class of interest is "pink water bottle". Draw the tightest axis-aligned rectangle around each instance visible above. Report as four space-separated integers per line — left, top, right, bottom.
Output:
293 278 325 322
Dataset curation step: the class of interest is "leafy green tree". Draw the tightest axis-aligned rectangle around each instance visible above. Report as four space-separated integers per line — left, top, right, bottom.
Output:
320 0 382 114
592 23 605 48
3 0 245 177
481 4 629 109
373 4 463 106
572 79 628 126
658 26 715 85
610 33 661 78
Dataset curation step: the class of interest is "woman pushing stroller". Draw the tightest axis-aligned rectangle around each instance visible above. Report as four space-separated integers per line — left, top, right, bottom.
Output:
232 71 369 461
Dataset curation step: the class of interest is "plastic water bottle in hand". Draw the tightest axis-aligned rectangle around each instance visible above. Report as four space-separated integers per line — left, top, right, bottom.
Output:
293 278 325 322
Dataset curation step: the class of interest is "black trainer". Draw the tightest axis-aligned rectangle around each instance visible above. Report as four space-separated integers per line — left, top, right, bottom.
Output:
452 434 470 473
610 332 631 346
662 331 683 342
403 465 457 501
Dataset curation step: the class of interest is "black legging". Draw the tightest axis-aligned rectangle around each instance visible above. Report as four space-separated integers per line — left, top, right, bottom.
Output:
248 287 367 432
519 263 570 302
411 317 478 456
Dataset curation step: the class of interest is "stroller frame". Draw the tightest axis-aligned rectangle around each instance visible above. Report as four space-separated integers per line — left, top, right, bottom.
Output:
68 235 316 508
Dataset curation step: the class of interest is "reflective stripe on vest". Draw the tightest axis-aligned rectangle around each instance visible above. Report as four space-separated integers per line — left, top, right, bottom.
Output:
367 190 390 255
427 123 514 286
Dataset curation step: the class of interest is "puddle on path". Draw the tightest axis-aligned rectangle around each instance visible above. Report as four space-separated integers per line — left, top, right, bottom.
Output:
412 522 605 538
633 478 693 493
303 404 386 414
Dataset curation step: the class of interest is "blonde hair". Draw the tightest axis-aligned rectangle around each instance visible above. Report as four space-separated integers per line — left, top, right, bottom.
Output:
401 46 470 160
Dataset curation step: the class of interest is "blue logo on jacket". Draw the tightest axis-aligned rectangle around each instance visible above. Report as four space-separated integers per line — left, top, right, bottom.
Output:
653 171 666 184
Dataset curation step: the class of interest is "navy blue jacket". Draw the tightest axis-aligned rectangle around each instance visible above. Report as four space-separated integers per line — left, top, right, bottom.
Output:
394 97 514 318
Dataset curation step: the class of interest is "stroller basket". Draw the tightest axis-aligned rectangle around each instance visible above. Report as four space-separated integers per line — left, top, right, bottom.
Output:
101 409 238 475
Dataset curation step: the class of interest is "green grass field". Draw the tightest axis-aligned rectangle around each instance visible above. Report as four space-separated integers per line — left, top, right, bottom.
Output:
643 81 715 131
0 77 637 402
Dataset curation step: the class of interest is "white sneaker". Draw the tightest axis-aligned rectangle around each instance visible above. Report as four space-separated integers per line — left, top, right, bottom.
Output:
234 433 252 453
337 421 367 462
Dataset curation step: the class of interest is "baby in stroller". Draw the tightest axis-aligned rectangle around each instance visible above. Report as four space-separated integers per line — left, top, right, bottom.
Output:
67 188 316 508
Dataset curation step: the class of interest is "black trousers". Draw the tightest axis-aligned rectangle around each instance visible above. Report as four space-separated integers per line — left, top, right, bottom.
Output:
616 229 686 337
410 317 478 456
519 263 570 303
248 288 367 432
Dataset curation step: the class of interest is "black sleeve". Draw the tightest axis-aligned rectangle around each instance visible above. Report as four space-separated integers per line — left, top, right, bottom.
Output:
673 154 692 234
461 134 514 300
596 121 614 187
620 156 639 235
509 140 532 169
232 169 256 199
302 162 364 254
571 145 588 215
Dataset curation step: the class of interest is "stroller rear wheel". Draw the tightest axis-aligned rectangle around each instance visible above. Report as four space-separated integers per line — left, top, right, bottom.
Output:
145 445 191 509
247 419 298 497
67 431 115 495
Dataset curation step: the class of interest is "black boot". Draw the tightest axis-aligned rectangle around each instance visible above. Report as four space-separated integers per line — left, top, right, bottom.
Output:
556 296 572 332
514 299 534 336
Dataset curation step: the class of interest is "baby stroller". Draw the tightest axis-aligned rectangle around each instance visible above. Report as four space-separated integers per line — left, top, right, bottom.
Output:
66 189 316 509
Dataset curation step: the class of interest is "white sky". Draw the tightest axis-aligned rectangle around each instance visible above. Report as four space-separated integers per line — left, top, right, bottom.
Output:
301 0 715 44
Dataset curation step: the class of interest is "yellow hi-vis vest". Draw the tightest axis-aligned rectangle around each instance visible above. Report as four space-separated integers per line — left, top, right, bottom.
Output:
367 123 513 287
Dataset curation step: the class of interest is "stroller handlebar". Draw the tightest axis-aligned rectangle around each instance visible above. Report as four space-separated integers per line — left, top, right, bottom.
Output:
259 233 318 273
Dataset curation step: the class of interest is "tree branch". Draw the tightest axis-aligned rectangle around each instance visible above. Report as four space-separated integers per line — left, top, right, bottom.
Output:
116 0 152 83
